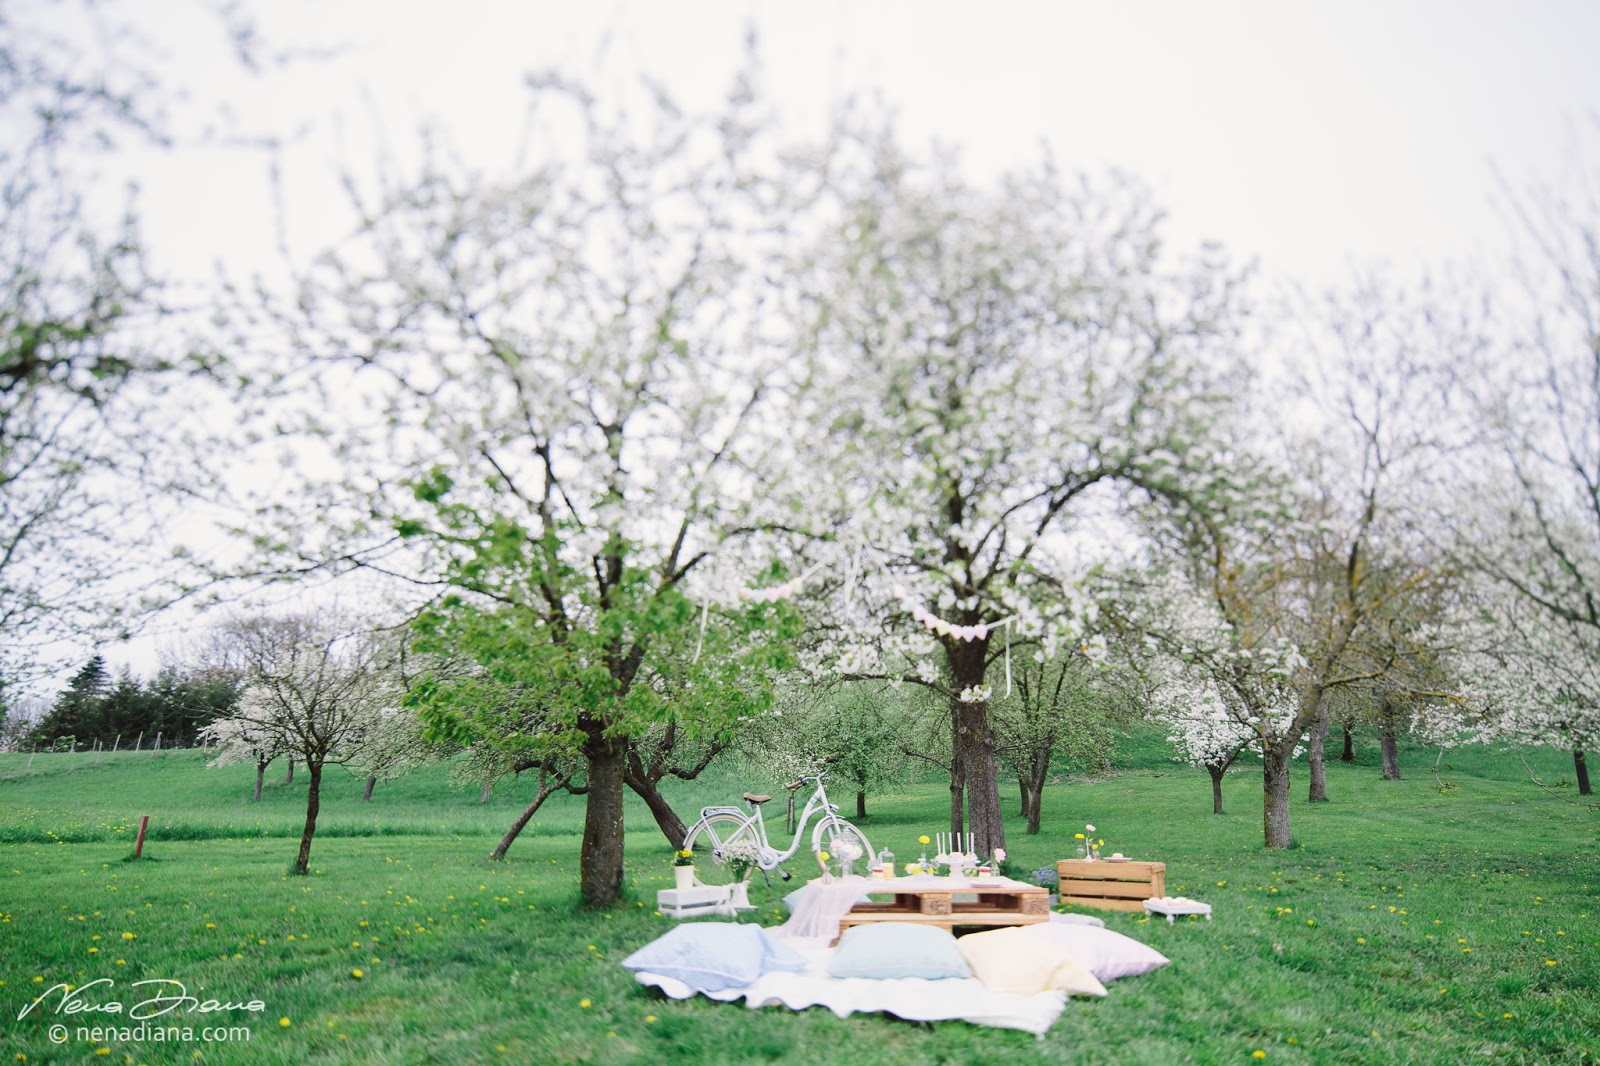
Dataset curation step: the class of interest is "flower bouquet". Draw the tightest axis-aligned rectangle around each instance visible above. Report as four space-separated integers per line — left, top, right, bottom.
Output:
719 838 762 882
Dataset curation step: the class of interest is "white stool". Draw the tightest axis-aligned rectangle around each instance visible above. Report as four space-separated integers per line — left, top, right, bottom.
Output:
1143 897 1212 924
657 883 754 919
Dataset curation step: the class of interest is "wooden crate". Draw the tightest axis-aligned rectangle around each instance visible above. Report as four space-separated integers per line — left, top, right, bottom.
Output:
1056 859 1166 912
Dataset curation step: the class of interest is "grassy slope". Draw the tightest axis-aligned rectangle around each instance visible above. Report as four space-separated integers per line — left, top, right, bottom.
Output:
0 734 1595 1065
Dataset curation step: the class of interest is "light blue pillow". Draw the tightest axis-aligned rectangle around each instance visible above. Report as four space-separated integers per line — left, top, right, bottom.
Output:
826 923 972 980
622 923 766 991
622 924 805 992
758 928 807 973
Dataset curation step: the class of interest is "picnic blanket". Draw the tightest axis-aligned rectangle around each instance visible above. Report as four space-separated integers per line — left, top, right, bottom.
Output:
633 939 1068 1035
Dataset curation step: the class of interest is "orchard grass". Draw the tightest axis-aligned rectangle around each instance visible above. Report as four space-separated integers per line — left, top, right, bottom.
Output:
1 740 1595 1064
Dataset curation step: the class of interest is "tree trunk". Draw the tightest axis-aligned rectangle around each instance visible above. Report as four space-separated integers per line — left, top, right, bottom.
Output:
856 789 867 820
953 697 1005 855
786 789 796 835
1307 704 1330 803
490 780 565 861
293 759 322 875
949 760 965 847
1018 777 1031 819
1023 751 1048 834
1263 747 1292 849
363 775 377 801
1209 764 1226 814
1574 748 1591 796
1340 722 1355 762
1379 717 1400 781
944 636 1004 853
253 759 266 803
1024 778 1044 835
625 772 689 848
479 780 493 804
285 758 294 784
579 730 628 908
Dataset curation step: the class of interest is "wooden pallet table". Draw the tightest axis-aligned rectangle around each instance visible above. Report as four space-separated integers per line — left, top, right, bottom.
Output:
834 875 1050 940
1056 859 1167 913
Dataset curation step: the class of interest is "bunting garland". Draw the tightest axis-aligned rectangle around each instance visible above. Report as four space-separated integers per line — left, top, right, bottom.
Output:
693 563 825 663
890 586 1016 696
692 568 1018 696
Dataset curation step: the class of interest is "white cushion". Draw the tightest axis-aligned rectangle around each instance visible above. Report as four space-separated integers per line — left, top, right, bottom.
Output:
1033 922 1169 981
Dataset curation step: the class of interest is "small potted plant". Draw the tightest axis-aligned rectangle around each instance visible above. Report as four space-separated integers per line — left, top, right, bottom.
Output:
672 847 696 890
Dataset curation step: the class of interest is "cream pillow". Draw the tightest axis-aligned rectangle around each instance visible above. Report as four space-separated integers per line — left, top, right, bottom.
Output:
956 926 1108 997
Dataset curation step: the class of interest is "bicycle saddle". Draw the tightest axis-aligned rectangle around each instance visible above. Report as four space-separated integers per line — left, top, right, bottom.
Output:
742 792 773 805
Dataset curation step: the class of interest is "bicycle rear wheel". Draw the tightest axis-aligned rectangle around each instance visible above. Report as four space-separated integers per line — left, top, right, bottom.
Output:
812 817 874 878
681 813 760 887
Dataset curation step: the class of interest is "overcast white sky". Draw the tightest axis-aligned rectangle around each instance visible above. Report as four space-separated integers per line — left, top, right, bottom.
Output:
133 0 1600 295
77 0 1600 683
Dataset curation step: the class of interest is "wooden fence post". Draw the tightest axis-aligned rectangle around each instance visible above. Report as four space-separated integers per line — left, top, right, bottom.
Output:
112 734 121 753
133 815 150 860
134 731 144 751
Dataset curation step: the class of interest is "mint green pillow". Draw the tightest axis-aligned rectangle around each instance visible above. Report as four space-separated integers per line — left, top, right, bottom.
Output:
826 923 972 980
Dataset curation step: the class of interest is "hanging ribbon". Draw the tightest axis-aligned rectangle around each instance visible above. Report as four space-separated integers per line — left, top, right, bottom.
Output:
1004 617 1013 697
693 563 825 663
692 599 710 663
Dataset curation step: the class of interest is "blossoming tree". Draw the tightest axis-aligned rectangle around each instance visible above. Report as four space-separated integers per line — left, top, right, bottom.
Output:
202 614 403 874
795 132 1250 856
233 72 820 906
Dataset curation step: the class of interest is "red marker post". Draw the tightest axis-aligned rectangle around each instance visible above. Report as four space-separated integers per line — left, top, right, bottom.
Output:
133 815 150 860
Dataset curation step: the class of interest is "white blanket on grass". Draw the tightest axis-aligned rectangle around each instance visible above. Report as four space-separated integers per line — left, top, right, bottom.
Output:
632 941 1067 1035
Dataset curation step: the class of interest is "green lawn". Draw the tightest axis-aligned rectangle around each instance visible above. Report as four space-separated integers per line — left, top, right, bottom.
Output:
1 737 1595 1065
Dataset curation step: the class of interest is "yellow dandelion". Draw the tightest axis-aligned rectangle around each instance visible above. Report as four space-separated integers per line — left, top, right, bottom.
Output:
351 969 363 979
279 1017 291 1028
918 835 930 845
1252 1053 1266 1060
580 999 592 1009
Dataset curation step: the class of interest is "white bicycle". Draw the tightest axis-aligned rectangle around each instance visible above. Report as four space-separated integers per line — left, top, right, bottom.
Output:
681 768 873 886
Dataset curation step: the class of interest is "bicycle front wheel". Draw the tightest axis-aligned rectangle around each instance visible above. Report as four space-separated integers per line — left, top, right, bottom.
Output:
811 817 874 878
682 812 759 887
